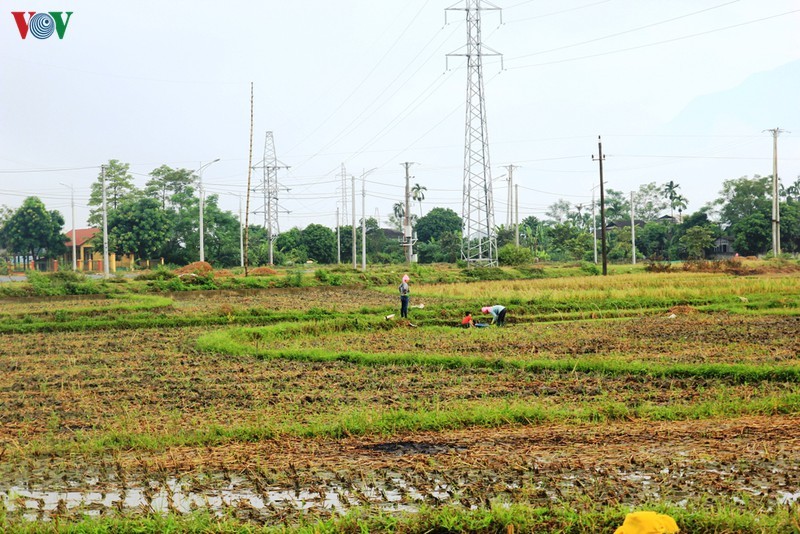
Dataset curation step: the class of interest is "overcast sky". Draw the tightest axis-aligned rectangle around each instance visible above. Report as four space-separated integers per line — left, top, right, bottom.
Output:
2 0 800 232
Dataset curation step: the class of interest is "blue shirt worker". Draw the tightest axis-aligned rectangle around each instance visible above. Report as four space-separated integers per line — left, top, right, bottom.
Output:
481 305 507 326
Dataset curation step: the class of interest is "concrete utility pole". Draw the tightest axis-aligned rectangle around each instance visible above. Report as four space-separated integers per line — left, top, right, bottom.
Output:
591 185 598 264
592 136 607 276
504 164 518 227
239 196 244 267
60 182 77 270
244 82 254 276
352 174 357 269
401 162 416 263
336 206 341 264
101 165 110 278
630 190 636 265
197 158 220 263
764 127 787 256
514 183 520 247
361 168 377 271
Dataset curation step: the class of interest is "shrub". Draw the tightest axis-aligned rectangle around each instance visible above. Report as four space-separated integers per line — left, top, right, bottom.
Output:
134 265 176 281
579 261 601 276
497 243 534 266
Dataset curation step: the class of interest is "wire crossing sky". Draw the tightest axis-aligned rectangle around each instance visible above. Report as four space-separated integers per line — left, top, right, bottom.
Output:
1 0 799 230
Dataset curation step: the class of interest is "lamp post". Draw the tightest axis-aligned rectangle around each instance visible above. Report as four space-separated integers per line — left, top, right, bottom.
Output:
195 159 220 263
59 182 77 271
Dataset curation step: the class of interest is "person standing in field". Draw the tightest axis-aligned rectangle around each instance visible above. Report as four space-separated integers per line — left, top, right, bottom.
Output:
399 274 410 318
481 305 507 326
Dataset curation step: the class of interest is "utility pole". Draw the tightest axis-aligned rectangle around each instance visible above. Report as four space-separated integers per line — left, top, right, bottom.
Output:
592 136 607 275
362 173 367 271
504 164 518 227
630 190 636 265
244 82 254 276
196 159 220 264
339 163 348 224
336 206 341 264
447 0 502 267
352 174 357 269
401 162 416 263
101 165 110 278
60 182 77 271
514 183 520 247
591 185 598 264
361 168 377 271
764 127 787 256
239 196 244 267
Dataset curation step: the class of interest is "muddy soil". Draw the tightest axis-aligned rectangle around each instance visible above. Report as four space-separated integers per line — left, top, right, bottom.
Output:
2 415 799 523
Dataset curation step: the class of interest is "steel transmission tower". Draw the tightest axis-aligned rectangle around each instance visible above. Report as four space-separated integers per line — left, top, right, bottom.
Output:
253 132 287 265
447 0 502 267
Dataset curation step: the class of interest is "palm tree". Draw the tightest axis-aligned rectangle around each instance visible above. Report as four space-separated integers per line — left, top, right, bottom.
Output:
411 183 427 217
661 180 680 221
673 194 688 223
392 202 405 220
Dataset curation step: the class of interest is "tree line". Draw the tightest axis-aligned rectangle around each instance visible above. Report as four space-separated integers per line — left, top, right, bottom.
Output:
1 162 799 270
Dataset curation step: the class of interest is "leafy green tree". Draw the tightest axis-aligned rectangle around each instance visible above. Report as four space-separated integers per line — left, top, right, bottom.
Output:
638 222 670 259
603 189 630 222
273 227 306 265
495 224 516 248
633 182 669 221
300 224 336 264
714 175 771 229
780 201 800 253
545 199 571 223
201 194 242 267
88 160 139 225
108 197 171 261
145 166 196 210
415 207 462 243
548 222 584 261
784 176 800 203
2 197 67 264
731 212 771 256
679 226 715 259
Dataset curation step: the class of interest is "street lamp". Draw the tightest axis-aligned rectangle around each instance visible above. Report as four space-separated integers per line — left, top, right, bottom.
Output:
195 158 220 263
59 182 77 271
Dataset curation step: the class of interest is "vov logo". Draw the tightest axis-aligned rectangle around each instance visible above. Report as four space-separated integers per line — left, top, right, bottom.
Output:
12 11 73 39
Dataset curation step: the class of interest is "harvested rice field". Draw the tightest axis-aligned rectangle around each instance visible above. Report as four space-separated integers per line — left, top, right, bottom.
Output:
1 271 799 532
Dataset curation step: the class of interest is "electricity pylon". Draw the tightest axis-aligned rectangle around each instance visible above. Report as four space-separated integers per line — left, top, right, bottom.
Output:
252 131 288 265
447 0 502 267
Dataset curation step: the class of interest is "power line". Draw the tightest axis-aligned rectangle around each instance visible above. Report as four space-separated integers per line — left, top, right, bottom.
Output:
507 9 800 70
509 0 739 60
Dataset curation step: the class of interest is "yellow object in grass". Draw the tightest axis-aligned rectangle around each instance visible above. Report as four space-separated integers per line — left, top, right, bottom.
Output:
614 511 679 534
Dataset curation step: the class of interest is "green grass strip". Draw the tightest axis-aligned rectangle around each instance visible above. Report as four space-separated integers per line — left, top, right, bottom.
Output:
198 325 800 384
1 495 797 533
21 391 800 457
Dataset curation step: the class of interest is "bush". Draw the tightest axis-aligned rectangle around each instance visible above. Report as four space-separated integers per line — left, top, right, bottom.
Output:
134 265 176 281
579 261 601 276
497 244 534 266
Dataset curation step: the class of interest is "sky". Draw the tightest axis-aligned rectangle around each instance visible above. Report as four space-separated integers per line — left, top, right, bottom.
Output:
2 0 800 233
